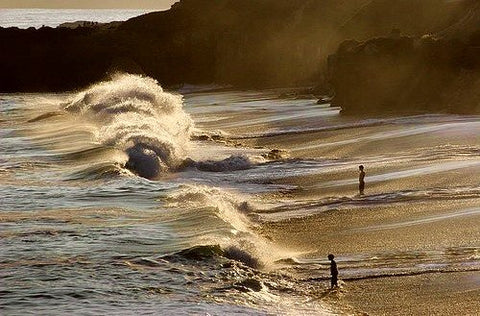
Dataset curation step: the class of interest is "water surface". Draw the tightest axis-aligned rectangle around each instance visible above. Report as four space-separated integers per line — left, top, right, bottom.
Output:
1 74 480 314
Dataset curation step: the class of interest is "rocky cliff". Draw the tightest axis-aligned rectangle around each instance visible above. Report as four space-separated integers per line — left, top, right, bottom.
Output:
3 0 454 92
329 0 480 114
340 0 475 40
2 0 480 115
0 0 369 92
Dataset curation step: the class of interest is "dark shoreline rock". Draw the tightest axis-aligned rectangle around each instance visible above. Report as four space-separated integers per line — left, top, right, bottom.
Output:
2 0 480 118
328 34 480 115
0 0 391 93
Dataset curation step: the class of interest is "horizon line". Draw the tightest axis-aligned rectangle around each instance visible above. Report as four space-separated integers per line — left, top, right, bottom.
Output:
0 7 168 10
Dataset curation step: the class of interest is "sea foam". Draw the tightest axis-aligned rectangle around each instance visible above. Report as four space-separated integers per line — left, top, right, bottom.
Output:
66 73 194 178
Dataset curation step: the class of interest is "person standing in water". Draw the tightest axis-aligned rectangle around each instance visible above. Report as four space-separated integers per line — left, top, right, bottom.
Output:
358 165 366 195
327 254 338 288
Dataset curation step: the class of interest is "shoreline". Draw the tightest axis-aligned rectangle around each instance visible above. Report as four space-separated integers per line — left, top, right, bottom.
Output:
342 270 480 315
258 191 480 314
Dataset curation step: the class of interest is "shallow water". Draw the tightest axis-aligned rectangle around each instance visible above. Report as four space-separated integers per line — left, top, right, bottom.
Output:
1 75 480 315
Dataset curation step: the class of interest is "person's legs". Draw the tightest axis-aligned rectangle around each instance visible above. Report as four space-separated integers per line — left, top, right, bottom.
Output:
331 275 338 288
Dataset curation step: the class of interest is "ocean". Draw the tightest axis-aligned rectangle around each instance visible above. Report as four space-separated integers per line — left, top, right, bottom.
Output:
1 5 480 315
1 73 480 315
0 9 155 29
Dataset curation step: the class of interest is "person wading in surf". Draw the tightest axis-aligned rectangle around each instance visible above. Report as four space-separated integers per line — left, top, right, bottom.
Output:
358 165 366 195
328 254 338 288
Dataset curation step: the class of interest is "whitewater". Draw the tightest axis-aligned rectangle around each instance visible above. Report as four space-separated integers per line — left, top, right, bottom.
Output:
1 74 480 315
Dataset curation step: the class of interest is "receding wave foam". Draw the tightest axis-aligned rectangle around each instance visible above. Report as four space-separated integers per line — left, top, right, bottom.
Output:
65 73 194 179
182 154 254 172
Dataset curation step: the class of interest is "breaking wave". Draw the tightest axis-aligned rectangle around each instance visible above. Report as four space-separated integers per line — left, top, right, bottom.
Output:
65 73 194 178
164 184 292 269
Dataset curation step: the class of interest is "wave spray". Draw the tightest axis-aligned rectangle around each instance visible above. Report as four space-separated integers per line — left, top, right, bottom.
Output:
66 73 194 178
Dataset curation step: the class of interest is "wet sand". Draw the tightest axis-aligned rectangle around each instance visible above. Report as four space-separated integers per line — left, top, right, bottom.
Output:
344 271 480 315
261 197 480 315
262 199 480 254
221 104 480 314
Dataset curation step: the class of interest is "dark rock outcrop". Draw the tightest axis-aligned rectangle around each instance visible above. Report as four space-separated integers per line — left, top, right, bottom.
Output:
10 0 463 93
329 34 480 114
327 0 480 114
0 0 370 92
340 0 476 40
3 0 480 118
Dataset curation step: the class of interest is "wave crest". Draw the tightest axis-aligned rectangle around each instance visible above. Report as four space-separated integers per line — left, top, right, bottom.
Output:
164 184 294 269
65 73 194 178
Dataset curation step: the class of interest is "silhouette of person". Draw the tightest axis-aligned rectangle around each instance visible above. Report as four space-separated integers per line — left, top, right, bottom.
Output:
328 254 338 288
358 165 366 195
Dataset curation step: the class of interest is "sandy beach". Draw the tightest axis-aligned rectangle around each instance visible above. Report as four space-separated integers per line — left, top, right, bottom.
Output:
344 271 480 315
261 197 480 315
3 86 480 315
258 166 480 315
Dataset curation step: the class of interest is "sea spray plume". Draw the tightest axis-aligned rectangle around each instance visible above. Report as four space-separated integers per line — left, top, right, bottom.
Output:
65 73 194 178
165 184 294 269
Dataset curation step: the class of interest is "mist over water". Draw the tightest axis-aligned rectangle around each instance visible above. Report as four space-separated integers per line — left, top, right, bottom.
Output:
2 74 480 314
0 9 154 29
